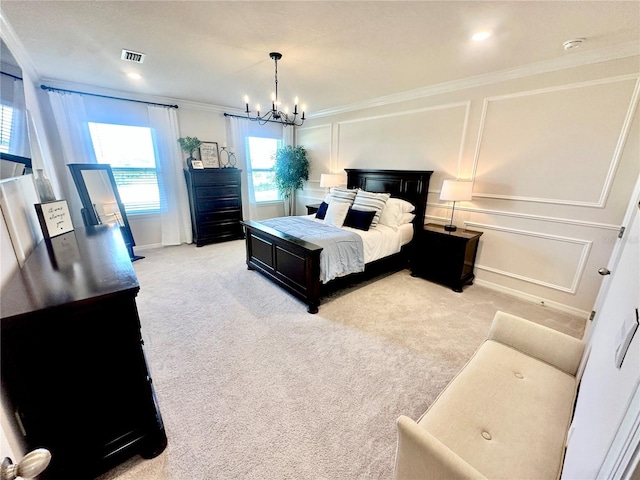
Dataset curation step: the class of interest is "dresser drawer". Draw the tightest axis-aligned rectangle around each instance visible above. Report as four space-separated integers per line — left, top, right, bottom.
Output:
195 185 239 200
197 209 242 224
197 196 241 212
192 170 241 186
198 220 243 239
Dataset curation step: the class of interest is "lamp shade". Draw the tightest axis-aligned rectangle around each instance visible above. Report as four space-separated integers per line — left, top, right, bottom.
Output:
320 174 344 188
439 180 473 202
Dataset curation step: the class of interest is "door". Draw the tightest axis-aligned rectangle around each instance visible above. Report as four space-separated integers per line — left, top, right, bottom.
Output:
561 189 640 479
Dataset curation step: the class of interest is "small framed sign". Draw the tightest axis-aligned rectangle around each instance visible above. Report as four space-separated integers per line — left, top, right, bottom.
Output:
35 200 74 239
199 142 220 168
191 160 204 170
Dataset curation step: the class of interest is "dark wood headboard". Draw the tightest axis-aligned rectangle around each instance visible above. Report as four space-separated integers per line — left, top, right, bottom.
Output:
344 169 433 229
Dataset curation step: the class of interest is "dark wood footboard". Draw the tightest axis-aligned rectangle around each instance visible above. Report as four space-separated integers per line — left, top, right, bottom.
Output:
241 169 433 314
242 220 323 313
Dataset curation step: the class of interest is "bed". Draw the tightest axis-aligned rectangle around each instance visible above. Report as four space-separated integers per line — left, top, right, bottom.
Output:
241 169 433 313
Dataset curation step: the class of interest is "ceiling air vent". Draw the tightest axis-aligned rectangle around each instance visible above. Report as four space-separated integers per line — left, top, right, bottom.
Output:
121 49 145 64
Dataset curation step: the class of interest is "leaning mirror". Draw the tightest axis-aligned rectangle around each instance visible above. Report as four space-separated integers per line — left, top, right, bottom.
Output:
68 163 143 261
1 38 32 179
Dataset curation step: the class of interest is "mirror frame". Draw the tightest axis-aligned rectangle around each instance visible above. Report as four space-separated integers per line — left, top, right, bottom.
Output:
68 163 143 261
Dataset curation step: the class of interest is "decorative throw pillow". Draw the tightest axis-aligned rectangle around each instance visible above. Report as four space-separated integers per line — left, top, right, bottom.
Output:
315 201 329 220
344 208 376 231
352 190 390 227
329 186 357 205
323 201 350 227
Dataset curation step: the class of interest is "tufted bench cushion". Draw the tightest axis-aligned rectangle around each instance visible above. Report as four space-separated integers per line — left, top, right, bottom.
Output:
395 311 585 480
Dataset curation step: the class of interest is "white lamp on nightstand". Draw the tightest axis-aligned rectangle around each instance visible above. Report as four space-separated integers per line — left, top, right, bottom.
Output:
439 179 473 232
320 173 344 194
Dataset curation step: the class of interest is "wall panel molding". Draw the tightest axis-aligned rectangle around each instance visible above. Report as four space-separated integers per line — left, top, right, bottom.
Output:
471 74 640 207
466 221 592 294
425 201 621 231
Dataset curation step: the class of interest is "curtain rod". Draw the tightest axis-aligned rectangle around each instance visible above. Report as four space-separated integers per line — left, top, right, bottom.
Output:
2 71 23 81
223 112 287 125
40 84 179 109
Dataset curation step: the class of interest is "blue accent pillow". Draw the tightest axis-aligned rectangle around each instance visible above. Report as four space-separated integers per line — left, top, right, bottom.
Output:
344 208 376 231
315 201 329 219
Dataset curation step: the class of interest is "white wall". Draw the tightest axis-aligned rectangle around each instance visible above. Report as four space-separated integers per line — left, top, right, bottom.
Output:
297 56 640 316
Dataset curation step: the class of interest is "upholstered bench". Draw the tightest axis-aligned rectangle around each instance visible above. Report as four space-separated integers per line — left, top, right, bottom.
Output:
394 311 585 479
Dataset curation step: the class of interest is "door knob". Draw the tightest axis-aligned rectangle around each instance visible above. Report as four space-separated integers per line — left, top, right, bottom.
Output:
598 268 611 276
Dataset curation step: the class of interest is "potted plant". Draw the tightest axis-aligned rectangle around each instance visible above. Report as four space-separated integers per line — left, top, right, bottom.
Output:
274 145 310 215
178 136 202 168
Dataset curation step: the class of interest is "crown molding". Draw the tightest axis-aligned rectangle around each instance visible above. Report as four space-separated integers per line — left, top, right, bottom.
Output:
0 9 40 82
310 41 640 119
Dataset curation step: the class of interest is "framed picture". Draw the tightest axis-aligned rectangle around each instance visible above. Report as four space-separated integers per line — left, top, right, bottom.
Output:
191 159 204 169
35 199 74 239
199 141 220 168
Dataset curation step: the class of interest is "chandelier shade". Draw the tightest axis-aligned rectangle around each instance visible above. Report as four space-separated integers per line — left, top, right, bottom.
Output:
243 52 305 127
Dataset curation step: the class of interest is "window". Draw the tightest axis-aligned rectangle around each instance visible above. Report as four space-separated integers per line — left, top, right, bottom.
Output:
88 122 160 214
247 136 281 202
0 104 14 154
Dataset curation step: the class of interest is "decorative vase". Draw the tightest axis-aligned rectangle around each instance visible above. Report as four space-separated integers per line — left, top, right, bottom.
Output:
34 169 56 203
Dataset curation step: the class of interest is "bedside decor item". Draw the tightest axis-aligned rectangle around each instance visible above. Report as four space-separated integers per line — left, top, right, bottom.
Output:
319 173 344 194
35 199 74 239
439 179 472 232
274 145 310 215
199 141 219 168
233 52 306 127
178 136 202 167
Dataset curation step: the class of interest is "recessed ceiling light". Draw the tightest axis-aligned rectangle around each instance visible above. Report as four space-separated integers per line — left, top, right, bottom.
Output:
472 31 491 42
127 72 142 80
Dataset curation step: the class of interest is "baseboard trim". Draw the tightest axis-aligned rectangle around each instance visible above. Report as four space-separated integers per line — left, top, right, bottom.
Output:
474 278 590 319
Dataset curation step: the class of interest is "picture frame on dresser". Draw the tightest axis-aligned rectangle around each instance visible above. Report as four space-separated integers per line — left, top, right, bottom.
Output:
199 141 220 168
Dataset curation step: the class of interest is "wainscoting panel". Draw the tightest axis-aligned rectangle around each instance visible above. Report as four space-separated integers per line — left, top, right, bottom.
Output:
467 222 591 294
296 123 332 181
472 75 639 206
336 103 469 190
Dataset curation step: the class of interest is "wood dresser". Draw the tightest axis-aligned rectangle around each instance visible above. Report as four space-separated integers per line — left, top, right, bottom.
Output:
184 168 244 246
0 225 167 479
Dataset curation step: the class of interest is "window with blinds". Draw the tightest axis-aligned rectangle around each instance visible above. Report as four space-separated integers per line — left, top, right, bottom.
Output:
88 122 160 214
0 104 14 154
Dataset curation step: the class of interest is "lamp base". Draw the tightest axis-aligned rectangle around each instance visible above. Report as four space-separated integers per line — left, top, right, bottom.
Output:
444 224 457 232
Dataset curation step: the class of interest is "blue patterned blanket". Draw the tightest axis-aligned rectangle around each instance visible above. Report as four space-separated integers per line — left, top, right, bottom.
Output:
260 216 364 283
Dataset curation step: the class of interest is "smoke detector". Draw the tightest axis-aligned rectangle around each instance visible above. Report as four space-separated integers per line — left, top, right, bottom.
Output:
121 49 146 63
563 38 585 51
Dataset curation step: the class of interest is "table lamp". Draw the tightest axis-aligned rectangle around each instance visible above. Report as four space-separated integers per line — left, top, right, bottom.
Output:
439 179 473 232
320 173 344 194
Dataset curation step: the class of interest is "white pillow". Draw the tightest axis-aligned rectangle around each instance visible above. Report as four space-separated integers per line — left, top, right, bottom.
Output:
379 198 416 230
390 198 415 213
352 190 390 227
399 212 416 225
323 201 350 227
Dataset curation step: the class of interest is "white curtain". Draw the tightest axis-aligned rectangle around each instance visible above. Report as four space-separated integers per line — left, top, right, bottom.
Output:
47 91 96 227
226 116 258 220
147 105 192 245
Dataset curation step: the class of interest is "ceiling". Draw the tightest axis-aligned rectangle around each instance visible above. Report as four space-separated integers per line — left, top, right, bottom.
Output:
1 1 639 116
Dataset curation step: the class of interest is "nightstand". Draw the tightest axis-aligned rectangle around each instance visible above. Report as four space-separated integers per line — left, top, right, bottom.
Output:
306 203 321 215
412 223 483 292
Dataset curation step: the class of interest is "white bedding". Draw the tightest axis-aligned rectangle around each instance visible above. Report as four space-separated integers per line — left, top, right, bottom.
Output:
304 214 413 264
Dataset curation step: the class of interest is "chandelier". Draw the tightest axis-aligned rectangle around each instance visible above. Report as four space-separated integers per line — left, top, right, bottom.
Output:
243 52 306 127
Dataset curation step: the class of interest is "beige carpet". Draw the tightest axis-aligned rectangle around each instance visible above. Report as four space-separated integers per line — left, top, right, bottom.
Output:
97 239 585 480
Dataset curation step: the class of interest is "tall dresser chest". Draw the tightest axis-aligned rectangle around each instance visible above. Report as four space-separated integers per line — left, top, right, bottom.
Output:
184 168 244 246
